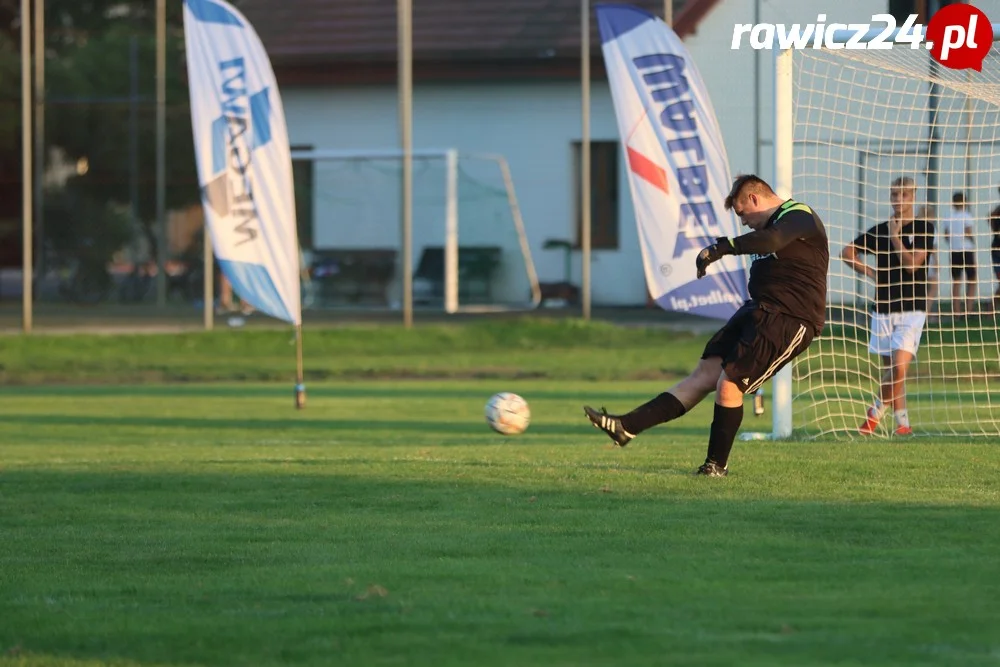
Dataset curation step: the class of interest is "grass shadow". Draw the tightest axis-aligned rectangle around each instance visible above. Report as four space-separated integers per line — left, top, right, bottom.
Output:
0 412 711 438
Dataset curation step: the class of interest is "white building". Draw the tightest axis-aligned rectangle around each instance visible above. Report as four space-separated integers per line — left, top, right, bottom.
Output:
239 0 997 307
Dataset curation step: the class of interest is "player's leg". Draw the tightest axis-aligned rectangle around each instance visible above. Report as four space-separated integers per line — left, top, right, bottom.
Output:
886 312 924 434
694 372 744 477
618 355 720 433
861 314 892 434
951 254 964 316
697 310 812 476
583 304 756 447
218 272 233 312
964 256 977 314
865 351 915 435
863 354 893 432
885 348 915 434
865 313 923 435
582 355 721 447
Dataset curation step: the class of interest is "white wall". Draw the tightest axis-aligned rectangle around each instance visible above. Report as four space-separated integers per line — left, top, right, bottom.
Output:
283 81 646 305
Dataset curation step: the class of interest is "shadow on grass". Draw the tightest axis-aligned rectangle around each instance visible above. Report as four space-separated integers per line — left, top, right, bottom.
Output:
0 383 674 402
0 412 710 438
2 469 1000 667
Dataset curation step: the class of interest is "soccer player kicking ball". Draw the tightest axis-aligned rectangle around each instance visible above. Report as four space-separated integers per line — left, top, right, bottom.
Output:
583 175 829 476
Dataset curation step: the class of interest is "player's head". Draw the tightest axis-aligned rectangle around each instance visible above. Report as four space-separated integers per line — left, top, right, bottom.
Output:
889 177 916 218
952 191 966 209
725 174 780 230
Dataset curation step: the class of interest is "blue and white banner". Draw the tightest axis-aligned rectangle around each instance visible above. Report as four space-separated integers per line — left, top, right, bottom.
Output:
183 0 301 325
597 4 747 320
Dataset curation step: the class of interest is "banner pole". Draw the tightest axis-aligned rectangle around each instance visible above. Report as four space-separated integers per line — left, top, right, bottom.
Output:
580 0 591 322
156 0 167 307
21 0 33 333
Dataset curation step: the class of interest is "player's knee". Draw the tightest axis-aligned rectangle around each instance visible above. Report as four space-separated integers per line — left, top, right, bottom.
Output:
716 372 744 403
889 360 910 383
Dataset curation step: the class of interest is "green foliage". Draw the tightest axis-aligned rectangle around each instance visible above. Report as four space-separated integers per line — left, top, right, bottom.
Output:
0 0 198 256
0 32 18 157
42 181 132 265
45 21 198 223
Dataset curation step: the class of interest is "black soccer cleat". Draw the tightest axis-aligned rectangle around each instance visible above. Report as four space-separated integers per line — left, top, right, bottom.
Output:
583 405 634 447
695 461 729 477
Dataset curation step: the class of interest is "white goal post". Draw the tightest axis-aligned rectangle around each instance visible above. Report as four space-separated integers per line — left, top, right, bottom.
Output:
747 21 1000 440
290 147 541 314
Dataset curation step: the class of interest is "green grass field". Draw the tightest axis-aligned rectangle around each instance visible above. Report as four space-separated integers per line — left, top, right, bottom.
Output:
2 319 1000 666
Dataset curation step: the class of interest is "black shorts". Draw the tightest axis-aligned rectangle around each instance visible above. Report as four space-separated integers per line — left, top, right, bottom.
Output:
950 251 976 280
993 248 1000 280
701 302 815 394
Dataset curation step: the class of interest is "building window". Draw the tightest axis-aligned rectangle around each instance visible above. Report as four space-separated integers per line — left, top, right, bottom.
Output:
573 141 620 250
889 0 935 24
291 146 314 250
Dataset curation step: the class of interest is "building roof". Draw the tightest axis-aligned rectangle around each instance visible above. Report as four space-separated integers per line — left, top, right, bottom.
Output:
232 0 723 82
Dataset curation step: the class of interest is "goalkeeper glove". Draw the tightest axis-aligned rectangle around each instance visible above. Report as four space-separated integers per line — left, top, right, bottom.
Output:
695 237 736 279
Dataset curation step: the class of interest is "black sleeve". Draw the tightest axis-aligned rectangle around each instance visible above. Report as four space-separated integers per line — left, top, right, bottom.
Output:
849 226 878 255
914 220 935 251
732 210 821 255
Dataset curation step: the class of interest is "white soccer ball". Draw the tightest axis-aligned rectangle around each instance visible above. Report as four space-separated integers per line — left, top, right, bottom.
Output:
484 392 531 436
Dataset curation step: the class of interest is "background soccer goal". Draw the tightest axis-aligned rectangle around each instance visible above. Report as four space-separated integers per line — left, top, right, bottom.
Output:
756 24 1000 439
290 148 541 314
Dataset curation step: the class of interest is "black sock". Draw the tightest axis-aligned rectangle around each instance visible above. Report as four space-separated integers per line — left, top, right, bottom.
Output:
619 392 687 436
705 403 744 468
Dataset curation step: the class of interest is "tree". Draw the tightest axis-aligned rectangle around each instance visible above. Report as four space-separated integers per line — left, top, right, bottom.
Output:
0 0 199 274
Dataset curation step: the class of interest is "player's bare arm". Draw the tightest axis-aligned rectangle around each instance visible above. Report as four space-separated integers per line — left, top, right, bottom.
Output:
840 243 876 279
889 228 929 271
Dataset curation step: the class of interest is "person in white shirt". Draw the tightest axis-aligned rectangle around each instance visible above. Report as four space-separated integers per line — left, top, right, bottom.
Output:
941 192 977 317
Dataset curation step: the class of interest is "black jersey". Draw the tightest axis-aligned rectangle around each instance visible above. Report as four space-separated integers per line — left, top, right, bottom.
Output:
731 199 830 333
990 205 1000 249
851 218 935 314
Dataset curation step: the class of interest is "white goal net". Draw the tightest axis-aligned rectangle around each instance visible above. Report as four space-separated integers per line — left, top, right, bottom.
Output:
291 149 540 313
788 41 1000 438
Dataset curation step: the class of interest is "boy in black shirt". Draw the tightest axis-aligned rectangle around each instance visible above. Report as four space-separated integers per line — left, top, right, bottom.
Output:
841 177 935 436
583 175 829 476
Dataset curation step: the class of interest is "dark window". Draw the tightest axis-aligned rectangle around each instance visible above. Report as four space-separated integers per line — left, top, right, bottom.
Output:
573 141 620 250
291 146 314 250
889 0 916 23
890 0 959 24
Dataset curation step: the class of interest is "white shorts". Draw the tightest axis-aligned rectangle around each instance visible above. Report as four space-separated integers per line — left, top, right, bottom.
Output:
869 311 926 357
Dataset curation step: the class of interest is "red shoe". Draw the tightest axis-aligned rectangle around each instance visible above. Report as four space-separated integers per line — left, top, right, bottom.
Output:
859 415 880 435
894 426 913 436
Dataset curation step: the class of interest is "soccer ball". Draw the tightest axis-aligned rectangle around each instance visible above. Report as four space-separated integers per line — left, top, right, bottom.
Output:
484 392 531 435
